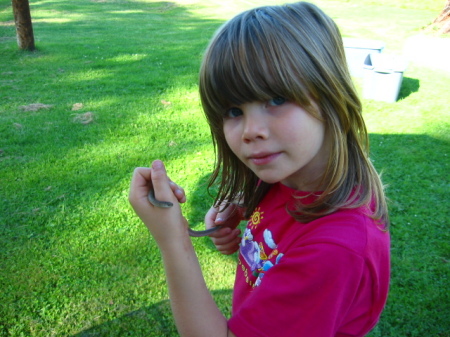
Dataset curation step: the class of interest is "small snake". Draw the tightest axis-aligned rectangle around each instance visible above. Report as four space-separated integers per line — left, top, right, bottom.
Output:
148 188 222 237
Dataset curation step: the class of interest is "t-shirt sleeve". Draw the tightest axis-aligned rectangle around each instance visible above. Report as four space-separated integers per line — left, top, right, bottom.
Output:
228 243 366 337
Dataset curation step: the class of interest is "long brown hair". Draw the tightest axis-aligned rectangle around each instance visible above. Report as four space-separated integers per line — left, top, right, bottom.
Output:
199 2 388 225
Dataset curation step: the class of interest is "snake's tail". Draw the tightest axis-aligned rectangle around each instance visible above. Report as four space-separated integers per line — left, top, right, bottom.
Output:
188 226 223 237
148 187 222 238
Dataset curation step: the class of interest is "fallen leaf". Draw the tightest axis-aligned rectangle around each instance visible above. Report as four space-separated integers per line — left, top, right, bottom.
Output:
13 123 23 129
71 103 84 111
161 100 172 106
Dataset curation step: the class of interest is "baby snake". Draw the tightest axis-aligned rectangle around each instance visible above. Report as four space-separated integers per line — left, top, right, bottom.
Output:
148 188 222 237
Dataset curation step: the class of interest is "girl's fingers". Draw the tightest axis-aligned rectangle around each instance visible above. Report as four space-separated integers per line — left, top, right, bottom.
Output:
169 180 186 203
206 209 241 255
214 205 236 224
130 160 190 244
208 226 230 238
129 165 186 210
150 160 177 204
210 228 241 255
129 167 153 205
209 227 239 240
213 204 243 231
215 236 241 255
205 205 222 230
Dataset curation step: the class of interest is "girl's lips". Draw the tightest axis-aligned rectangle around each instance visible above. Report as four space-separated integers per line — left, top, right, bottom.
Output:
248 152 281 166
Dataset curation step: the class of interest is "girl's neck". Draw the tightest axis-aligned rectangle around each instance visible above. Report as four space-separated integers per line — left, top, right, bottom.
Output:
280 176 324 192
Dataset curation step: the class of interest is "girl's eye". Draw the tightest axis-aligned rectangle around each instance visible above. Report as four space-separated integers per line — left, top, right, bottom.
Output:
224 107 243 118
268 97 286 106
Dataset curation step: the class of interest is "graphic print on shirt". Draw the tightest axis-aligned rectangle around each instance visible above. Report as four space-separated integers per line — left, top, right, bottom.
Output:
239 208 284 287
249 207 264 229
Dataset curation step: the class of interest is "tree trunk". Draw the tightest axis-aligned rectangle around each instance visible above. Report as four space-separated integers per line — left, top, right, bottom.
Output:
12 0 35 51
433 0 450 34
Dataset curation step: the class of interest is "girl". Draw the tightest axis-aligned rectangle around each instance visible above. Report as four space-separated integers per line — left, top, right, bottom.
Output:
129 2 390 336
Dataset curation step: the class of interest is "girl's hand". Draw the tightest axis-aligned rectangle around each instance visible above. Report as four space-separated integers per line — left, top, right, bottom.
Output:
168 180 187 204
129 160 188 247
205 204 243 255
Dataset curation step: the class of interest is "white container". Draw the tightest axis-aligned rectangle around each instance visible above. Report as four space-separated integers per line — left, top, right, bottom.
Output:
343 38 385 77
363 53 408 103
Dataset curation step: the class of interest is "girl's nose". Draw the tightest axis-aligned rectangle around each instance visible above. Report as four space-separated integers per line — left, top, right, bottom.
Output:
242 104 269 143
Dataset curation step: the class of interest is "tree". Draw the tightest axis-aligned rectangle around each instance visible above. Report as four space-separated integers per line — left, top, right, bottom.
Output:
433 0 450 34
12 0 35 51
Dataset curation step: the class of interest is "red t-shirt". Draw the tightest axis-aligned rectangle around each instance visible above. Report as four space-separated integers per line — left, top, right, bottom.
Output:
228 183 390 337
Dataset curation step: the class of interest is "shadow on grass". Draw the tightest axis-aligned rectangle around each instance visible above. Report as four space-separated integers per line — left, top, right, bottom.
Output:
397 77 420 100
71 289 232 337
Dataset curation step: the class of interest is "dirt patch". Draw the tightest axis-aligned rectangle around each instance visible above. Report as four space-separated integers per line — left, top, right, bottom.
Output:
19 103 54 112
72 112 95 124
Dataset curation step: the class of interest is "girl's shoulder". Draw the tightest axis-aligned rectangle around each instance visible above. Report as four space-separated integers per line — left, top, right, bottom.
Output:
259 183 389 257
286 206 390 258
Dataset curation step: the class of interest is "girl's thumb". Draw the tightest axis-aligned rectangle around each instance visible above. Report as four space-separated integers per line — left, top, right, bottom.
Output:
150 160 174 203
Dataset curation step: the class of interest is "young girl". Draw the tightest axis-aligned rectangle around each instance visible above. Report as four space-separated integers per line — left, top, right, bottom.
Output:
129 2 390 336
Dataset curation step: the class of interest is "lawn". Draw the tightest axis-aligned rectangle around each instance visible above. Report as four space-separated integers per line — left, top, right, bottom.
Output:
0 0 449 336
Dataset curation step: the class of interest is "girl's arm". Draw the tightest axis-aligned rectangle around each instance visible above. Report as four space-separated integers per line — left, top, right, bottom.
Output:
129 160 236 337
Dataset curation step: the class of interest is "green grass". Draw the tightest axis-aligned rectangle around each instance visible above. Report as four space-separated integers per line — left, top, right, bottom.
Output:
1 0 449 336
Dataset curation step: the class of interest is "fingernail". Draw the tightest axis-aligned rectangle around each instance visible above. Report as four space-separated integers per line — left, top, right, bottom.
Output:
152 160 163 169
216 217 223 223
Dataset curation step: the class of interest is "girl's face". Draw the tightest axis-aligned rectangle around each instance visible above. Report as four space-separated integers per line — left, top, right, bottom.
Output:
223 98 331 191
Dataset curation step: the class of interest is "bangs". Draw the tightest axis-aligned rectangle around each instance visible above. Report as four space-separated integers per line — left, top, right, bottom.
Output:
203 32 278 109
200 7 312 116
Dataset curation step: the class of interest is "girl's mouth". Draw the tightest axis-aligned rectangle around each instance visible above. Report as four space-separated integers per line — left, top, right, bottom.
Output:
248 152 281 166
